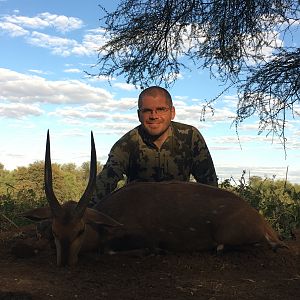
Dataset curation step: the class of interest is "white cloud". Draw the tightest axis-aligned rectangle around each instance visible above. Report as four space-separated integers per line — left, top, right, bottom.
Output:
64 68 81 73
174 95 189 102
116 97 138 110
244 30 283 64
216 164 293 183
223 95 239 107
294 104 300 116
0 68 113 105
175 104 236 124
113 82 137 91
93 121 139 135
211 134 280 145
0 21 29 36
23 29 105 57
86 74 116 82
27 31 80 56
0 103 44 118
48 103 139 136
49 97 138 118
28 69 50 75
81 28 108 53
50 106 137 122
2 12 83 33
0 13 106 57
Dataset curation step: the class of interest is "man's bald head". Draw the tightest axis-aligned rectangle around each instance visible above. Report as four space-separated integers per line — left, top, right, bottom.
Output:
138 86 173 108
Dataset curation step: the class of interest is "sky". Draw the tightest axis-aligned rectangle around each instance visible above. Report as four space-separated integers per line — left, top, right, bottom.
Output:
0 0 300 184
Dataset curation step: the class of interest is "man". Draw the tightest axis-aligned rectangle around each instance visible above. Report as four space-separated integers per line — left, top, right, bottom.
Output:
90 86 217 206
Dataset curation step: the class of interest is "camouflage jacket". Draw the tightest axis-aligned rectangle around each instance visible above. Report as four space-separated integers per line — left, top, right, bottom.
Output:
91 121 217 206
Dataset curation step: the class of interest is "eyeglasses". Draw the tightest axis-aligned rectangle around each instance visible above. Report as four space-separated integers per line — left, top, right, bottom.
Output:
138 106 172 116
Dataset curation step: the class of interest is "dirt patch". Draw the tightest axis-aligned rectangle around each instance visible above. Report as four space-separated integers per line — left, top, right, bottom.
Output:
0 225 299 300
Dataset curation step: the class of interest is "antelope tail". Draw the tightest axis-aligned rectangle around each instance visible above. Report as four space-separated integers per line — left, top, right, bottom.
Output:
264 222 288 251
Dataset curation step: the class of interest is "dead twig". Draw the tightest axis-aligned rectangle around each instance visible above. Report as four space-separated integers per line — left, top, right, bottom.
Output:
0 212 19 229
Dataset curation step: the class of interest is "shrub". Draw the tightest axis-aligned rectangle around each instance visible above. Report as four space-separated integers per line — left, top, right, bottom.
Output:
220 171 300 239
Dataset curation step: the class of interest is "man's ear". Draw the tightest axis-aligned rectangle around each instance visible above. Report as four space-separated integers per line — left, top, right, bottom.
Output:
171 106 176 120
137 109 142 122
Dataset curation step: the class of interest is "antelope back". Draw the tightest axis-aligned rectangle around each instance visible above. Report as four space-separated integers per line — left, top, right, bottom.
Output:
95 181 285 252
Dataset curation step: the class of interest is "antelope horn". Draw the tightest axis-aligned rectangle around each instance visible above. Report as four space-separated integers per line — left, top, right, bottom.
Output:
44 130 62 217
75 131 97 218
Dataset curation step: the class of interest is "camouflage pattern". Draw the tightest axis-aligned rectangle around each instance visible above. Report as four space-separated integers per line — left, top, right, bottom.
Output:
90 121 217 206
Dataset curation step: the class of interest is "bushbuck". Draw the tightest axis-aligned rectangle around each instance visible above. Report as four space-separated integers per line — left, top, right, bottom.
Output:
22 131 286 266
21 131 121 266
94 181 286 253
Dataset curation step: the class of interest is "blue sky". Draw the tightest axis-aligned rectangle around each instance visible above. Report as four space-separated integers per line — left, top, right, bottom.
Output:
0 0 300 183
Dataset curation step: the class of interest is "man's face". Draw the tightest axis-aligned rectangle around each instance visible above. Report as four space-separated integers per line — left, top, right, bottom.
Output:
138 93 175 137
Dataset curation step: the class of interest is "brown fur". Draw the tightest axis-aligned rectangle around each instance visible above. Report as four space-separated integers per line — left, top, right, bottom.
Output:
95 181 286 253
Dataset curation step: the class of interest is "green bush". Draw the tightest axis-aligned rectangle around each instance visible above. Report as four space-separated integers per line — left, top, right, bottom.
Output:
220 171 300 239
1 163 299 239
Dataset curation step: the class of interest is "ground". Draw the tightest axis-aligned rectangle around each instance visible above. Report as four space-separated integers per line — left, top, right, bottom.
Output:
0 225 299 300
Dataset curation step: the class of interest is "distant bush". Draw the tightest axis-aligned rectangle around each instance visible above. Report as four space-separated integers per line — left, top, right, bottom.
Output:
220 171 300 239
1 163 299 238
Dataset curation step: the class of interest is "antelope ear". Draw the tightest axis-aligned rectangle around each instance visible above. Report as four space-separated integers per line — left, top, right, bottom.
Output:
84 208 123 227
20 206 53 221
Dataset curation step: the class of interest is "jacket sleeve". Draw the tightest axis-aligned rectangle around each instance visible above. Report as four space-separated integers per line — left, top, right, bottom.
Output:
190 128 218 187
89 140 130 206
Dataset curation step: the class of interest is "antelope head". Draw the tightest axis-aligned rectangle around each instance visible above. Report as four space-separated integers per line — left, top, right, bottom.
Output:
22 131 121 266
45 130 97 266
